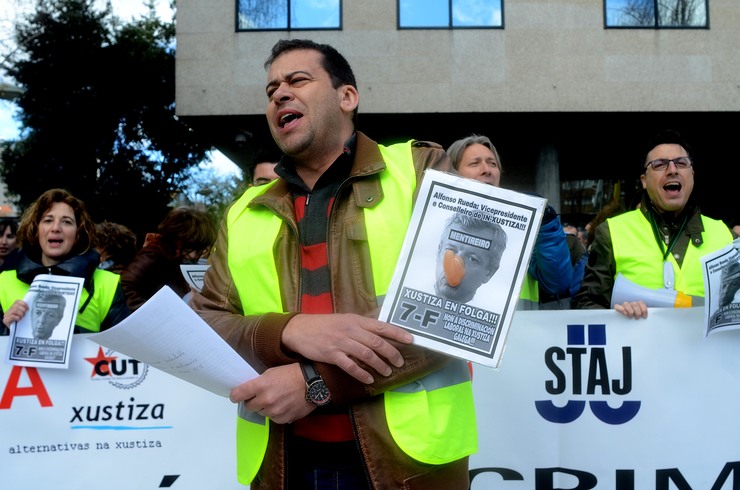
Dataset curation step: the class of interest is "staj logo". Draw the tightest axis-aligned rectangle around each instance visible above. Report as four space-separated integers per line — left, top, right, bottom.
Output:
84 347 148 390
535 323 640 425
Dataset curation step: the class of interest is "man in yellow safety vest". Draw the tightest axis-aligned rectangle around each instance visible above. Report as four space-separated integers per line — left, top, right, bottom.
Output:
190 39 477 490
572 129 735 318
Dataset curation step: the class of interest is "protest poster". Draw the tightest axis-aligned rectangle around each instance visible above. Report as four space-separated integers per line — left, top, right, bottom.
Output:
702 238 740 336
5 274 85 369
378 169 545 368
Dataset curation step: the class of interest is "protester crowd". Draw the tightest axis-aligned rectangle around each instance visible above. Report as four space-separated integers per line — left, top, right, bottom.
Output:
1 37 739 490
0 136 284 337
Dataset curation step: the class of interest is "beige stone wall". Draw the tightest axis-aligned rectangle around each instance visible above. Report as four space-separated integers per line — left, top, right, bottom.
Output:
176 0 740 118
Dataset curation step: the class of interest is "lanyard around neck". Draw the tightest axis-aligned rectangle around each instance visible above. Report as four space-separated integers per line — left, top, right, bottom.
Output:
649 211 689 261
649 211 689 289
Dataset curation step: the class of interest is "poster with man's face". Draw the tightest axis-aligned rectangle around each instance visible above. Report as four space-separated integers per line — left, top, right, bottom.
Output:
5 275 84 369
378 169 546 368
704 241 740 334
433 214 508 306
31 293 67 340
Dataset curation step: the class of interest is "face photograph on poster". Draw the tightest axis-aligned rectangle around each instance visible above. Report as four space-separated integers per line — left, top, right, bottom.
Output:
702 239 740 335
379 169 545 368
432 212 508 306
30 291 67 340
6 275 85 369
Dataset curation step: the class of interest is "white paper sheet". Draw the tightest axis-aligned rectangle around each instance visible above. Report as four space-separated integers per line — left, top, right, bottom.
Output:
89 286 257 397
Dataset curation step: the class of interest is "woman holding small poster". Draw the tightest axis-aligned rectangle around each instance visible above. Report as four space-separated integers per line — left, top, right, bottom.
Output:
0 188 130 336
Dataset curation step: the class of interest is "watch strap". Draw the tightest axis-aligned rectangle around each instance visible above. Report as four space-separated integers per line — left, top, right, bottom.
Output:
300 361 320 383
299 361 331 406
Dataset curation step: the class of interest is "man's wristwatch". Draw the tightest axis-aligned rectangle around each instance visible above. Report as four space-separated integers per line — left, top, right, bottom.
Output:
300 361 331 406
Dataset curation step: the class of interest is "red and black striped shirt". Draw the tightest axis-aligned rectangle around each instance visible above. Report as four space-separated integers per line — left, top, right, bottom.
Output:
276 134 357 442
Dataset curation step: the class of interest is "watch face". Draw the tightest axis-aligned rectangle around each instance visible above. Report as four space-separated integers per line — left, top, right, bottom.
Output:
306 380 331 406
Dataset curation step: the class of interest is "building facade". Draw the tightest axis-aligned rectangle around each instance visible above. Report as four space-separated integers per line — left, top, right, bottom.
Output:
175 0 740 226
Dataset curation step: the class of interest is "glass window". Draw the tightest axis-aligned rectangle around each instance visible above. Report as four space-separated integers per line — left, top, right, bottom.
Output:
399 0 503 28
237 0 341 31
605 0 708 28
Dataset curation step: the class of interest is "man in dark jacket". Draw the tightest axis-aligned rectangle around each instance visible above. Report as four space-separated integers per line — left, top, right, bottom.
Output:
572 130 735 318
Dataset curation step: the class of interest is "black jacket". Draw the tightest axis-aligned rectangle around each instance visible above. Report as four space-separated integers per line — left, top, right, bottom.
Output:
0 249 131 335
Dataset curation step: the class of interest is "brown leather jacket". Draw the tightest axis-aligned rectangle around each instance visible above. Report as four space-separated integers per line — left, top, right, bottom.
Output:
190 132 471 489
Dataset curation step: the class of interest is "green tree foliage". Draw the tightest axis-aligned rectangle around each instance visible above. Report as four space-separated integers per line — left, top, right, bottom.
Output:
0 0 211 235
179 165 247 227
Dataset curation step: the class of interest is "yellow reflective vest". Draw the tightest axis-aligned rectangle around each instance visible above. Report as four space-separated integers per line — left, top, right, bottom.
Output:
227 141 477 484
518 274 539 309
0 269 120 333
608 209 732 296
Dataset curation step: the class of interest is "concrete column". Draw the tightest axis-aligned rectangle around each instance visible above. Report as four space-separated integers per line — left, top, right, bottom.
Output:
535 143 561 212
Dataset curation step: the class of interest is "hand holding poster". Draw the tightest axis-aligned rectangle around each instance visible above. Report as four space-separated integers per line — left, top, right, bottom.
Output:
702 237 740 336
5 274 85 369
378 169 545 368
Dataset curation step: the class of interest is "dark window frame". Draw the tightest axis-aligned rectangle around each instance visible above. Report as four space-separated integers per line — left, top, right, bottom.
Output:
603 0 709 29
397 0 505 30
235 0 343 32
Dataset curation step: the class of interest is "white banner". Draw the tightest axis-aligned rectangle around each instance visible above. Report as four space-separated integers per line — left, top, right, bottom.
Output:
0 335 243 489
469 307 740 489
2 307 739 489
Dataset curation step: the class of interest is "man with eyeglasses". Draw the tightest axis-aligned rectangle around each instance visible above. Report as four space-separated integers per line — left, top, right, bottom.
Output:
572 129 736 318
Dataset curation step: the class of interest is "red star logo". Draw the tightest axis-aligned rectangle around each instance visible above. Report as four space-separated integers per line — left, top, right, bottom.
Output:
84 347 118 378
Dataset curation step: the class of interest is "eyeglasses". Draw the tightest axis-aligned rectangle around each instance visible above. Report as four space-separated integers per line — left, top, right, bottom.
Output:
645 156 692 172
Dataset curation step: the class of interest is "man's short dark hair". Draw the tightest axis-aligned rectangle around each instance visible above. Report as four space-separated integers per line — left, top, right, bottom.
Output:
264 39 359 122
264 39 357 90
250 145 282 181
642 129 694 170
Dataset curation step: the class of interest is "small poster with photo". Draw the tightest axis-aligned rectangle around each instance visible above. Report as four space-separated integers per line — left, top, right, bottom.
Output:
378 169 546 368
5 274 85 369
701 238 740 336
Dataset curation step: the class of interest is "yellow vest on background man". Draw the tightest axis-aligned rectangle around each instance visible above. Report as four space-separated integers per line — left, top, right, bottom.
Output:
609 210 732 296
